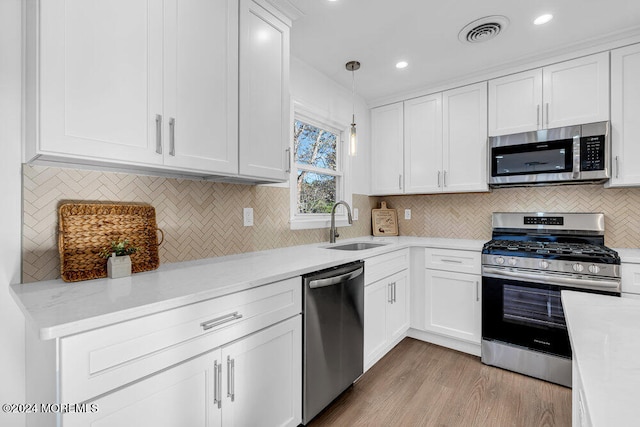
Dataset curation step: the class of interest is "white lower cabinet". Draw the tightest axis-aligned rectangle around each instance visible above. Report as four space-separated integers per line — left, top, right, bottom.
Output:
26 277 302 427
423 269 481 344
364 250 410 370
65 316 301 427
64 351 217 427
410 247 482 355
220 317 301 427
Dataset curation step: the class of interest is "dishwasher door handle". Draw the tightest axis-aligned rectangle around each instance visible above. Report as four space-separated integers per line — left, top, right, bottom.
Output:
308 267 364 289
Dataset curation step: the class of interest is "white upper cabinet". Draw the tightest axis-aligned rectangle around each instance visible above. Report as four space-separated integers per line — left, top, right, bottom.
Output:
488 52 609 136
26 0 291 182
609 43 640 187
488 69 542 136
371 102 404 195
162 0 239 174
404 94 443 194
442 83 488 193
29 0 164 166
239 0 291 181
371 83 488 195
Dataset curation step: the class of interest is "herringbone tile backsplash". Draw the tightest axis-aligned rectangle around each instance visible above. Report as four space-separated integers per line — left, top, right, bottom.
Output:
23 165 640 283
378 185 640 247
23 165 376 283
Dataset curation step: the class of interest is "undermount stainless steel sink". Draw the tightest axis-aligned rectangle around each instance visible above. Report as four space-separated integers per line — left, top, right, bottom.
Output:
325 242 388 251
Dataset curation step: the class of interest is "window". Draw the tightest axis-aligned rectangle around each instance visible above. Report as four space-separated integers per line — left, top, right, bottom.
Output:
290 107 350 230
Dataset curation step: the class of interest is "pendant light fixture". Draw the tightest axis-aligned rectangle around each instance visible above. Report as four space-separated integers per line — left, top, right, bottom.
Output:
346 60 360 156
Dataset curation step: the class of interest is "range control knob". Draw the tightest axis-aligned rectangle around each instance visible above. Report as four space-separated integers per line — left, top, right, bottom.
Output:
588 264 600 274
539 260 550 269
508 258 517 266
495 256 505 265
572 263 584 273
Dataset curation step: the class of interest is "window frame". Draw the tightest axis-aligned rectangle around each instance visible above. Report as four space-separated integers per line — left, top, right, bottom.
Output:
289 101 352 230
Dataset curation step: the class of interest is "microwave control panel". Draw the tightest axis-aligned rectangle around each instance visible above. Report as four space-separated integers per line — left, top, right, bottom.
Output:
580 135 605 171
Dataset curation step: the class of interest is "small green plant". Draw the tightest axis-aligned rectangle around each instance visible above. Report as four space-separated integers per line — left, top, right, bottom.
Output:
99 239 138 259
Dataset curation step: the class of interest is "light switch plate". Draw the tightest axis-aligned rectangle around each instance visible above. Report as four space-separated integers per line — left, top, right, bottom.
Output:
243 207 254 226
404 209 411 220
353 208 359 221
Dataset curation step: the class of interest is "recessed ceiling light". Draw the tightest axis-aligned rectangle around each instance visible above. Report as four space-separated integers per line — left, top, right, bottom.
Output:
396 61 408 69
534 14 553 25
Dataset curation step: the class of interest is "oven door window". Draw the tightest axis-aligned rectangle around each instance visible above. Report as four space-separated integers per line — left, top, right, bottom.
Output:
503 285 566 330
482 277 571 358
491 139 573 177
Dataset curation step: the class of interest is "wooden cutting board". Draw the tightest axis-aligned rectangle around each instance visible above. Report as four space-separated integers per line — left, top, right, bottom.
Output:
372 201 398 236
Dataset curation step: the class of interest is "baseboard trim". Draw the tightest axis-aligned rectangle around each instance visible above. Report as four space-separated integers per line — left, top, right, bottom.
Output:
407 328 481 357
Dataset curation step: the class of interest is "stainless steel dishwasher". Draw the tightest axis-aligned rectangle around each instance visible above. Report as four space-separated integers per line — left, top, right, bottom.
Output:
302 261 364 425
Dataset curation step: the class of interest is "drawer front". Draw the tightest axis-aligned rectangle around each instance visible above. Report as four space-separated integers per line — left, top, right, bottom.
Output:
622 263 640 295
60 276 301 403
365 249 409 285
425 248 481 274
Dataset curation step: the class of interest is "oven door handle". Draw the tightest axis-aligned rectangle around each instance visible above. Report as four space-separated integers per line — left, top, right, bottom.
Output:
482 266 621 293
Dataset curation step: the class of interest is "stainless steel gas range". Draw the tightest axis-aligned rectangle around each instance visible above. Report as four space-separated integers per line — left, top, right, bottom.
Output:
481 212 621 387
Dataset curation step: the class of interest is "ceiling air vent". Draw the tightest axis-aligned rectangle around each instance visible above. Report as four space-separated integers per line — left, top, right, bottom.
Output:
458 16 509 44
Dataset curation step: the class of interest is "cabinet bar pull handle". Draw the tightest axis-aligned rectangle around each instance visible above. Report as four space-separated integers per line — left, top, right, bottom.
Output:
285 148 291 173
392 282 397 303
537 104 540 128
388 283 392 303
169 117 176 156
476 281 480 302
227 356 235 402
545 103 549 126
155 114 163 154
443 170 447 187
441 258 463 264
615 155 620 179
200 312 243 331
214 361 221 408
398 174 402 190
437 170 441 187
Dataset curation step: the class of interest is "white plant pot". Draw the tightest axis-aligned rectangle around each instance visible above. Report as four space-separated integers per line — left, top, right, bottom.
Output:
107 255 132 279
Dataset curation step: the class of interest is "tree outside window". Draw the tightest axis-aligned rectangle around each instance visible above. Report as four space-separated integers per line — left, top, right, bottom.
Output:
293 118 343 215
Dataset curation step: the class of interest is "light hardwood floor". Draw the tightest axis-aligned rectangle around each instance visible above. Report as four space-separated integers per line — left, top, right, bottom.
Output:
309 338 572 427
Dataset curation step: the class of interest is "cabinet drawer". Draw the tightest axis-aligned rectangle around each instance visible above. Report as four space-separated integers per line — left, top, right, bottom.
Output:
621 263 640 295
365 249 409 285
59 276 301 403
425 248 481 274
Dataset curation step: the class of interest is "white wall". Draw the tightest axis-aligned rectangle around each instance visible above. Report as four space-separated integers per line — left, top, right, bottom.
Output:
290 56 371 195
0 1 25 426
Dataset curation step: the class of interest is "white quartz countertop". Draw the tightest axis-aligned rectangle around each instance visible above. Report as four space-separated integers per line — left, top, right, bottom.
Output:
11 236 484 340
562 291 640 426
614 247 640 264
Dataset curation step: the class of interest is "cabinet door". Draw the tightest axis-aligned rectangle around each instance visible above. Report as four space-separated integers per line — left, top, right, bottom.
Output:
610 44 640 187
38 0 163 165
386 270 410 343
64 350 221 427
364 279 389 368
239 0 290 181
424 269 481 344
543 52 609 129
221 315 301 427
371 102 404 195
488 69 543 136
442 82 488 193
404 94 443 193
163 0 239 174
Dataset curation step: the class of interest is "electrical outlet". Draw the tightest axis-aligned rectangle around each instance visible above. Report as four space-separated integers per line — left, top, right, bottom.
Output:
353 208 359 221
404 209 411 220
243 207 254 226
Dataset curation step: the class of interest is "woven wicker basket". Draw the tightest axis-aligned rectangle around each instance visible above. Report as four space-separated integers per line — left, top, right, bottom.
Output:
58 203 163 282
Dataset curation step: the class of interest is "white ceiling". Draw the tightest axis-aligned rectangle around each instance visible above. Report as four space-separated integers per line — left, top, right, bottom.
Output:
286 0 640 105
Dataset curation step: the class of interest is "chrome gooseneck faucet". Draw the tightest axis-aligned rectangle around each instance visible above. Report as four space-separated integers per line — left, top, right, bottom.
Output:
329 201 353 243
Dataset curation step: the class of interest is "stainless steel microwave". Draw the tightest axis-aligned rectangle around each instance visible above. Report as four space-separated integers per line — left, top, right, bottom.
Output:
488 121 610 187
